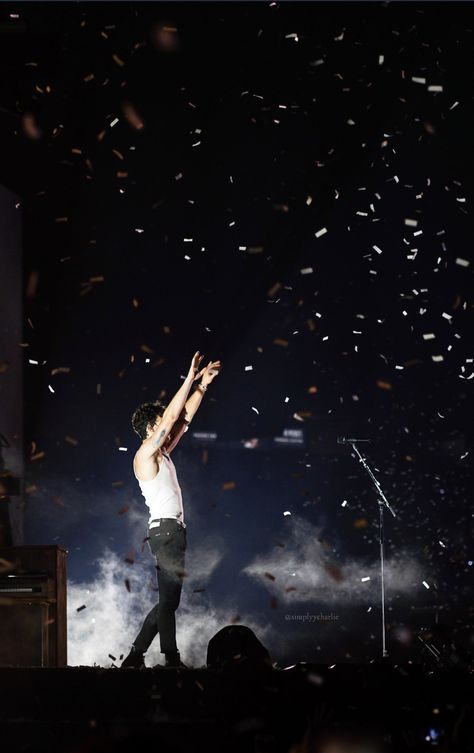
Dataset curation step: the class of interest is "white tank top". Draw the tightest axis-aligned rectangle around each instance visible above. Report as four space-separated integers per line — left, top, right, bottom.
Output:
135 451 185 528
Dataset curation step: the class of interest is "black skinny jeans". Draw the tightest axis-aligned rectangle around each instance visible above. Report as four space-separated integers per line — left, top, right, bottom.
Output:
132 519 187 655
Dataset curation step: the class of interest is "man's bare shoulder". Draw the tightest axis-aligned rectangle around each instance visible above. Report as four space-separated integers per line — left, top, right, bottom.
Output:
134 444 161 482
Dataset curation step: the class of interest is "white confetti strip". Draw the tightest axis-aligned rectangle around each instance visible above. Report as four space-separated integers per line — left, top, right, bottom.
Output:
315 227 328 238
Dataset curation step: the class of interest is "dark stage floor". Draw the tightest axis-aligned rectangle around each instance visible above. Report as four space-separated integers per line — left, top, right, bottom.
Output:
0 663 473 753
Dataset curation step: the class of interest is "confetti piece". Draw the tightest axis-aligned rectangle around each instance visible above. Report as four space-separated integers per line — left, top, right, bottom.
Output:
315 227 328 238
455 257 470 268
361 576 371 582
324 563 344 582
76 605 87 612
422 581 430 589
222 481 236 491
268 282 282 297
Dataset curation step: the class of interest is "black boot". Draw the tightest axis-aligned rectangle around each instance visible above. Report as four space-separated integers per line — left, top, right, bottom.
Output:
121 645 146 669
164 651 188 669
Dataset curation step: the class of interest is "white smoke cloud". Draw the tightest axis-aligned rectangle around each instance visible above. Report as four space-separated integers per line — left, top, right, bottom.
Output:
67 541 272 668
241 514 424 605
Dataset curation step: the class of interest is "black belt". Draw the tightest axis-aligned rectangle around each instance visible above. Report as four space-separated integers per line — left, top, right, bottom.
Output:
150 518 186 529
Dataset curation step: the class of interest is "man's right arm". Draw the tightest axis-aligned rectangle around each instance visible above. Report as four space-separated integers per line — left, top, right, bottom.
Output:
138 413 176 461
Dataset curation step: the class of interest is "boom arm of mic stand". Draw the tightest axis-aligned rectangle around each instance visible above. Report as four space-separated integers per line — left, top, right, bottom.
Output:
349 442 397 518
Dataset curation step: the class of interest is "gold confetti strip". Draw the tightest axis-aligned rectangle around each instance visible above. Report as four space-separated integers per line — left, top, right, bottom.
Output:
71 148 82 155
273 338 289 347
25 270 39 299
30 451 45 462
51 367 71 375
247 246 263 254
140 344 154 354
353 518 368 529
222 481 235 491
376 380 392 391
0 558 15 575
201 449 208 465
132 298 139 308
112 148 124 160
89 276 104 283
307 319 316 331
116 171 128 178
308 385 318 394
163 325 171 334
267 282 282 297
64 436 78 446
112 54 125 67
264 572 275 581
324 562 344 582
83 73 95 82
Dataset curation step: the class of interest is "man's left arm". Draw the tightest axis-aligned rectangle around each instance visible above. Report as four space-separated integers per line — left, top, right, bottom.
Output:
164 359 221 453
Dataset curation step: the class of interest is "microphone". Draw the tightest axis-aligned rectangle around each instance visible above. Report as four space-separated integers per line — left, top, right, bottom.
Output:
337 436 373 445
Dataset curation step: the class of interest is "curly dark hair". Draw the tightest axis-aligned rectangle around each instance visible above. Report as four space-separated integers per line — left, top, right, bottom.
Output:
131 400 167 440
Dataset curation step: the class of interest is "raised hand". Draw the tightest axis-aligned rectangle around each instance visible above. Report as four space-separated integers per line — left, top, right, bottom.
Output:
188 351 205 381
200 359 222 385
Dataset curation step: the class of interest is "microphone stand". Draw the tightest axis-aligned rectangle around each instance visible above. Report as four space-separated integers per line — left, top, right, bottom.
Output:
346 440 397 659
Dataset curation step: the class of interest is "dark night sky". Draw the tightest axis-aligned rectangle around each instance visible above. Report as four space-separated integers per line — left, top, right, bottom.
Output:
0 2 472 665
